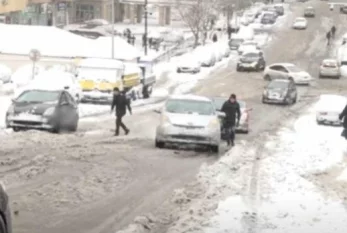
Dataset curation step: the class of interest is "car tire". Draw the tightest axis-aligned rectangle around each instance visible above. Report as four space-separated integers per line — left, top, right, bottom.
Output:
236 65 241 72
319 74 323 79
12 127 21 132
316 120 323 125
210 145 219 153
262 97 266 104
69 118 78 132
177 69 181 73
336 75 341 79
0 216 7 233
264 74 271 80
155 140 165 148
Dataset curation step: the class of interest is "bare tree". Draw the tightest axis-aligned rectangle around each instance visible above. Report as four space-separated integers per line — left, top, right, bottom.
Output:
176 0 217 46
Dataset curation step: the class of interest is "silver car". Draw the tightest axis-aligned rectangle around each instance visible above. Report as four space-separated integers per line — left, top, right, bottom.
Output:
154 95 223 153
319 59 340 79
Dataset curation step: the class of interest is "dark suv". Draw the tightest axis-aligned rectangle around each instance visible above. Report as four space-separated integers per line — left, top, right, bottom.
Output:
0 182 12 233
262 79 297 105
237 51 266 72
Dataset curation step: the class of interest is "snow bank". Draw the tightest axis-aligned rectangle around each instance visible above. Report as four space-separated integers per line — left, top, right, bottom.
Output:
167 103 347 233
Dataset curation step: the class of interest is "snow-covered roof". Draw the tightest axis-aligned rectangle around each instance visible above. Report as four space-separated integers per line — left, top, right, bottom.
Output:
77 58 124 69
169 94 211 102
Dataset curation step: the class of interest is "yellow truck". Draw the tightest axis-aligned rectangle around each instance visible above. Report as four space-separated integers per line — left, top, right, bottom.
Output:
75 58 156 103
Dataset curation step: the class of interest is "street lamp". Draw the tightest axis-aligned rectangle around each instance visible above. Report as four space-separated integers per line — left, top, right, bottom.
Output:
111 0 115 59
144 0 148 55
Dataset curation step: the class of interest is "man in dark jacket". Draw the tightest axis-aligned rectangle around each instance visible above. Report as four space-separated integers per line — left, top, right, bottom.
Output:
339 104 347 139
111 87 132 136
221 94 241 146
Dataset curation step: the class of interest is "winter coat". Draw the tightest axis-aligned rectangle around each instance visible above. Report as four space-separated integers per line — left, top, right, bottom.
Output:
111 93 132 117
339 104 347 128
221 100 241 127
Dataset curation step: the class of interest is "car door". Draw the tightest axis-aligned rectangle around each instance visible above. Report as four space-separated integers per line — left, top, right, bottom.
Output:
277 66 290 78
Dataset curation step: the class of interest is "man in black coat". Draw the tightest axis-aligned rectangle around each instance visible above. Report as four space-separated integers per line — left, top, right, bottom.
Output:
339 104 347 139
111 87 132 136
221 94 241 146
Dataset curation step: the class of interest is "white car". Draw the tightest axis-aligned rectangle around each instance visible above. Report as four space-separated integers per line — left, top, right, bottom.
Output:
16 70 82 101
154 94 222 152
319 59 340 78
193 46 216 67
263 63 312 84
238 41 260 55
292 17 307 29
176 55 201 73
11 64 45 87
0 64 12 84
316 94 347 125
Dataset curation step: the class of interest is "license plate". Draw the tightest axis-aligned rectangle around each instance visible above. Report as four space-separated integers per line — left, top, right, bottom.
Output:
15 113 42 121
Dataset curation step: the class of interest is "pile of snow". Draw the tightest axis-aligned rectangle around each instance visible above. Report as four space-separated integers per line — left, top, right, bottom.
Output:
166 103 347 233
11 64 45 88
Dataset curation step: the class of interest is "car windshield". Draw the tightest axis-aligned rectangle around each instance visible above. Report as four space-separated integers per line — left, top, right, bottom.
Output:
323 60 337 67
286 65 302 72
243 52 259 58
165 99 214 115
16 90 60 103
268 80 288 89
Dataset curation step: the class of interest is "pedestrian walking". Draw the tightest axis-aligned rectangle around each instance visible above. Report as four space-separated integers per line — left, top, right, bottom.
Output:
331 25 336 39
221 94 241 147
212 34 218 43
227 25 232 39
326 31 331 46
111 87 132 136
339 103 347 139
142 34 146 47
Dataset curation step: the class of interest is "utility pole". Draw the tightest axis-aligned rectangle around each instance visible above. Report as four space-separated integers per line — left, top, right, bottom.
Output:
144 0 148 55
111 0 115 59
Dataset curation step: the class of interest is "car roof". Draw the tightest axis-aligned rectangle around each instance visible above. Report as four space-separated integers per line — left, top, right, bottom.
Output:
270 62 295 67
295 17 306 20
322 58 337 63
169 94 211 102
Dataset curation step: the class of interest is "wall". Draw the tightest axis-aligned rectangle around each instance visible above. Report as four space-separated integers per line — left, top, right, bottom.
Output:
0 0 28 14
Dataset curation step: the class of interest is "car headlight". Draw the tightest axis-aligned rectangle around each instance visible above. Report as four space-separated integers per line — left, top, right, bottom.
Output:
207 118 219 128
263 90 268 96
161 114 171 125
43 107 55 116
6 105 14 115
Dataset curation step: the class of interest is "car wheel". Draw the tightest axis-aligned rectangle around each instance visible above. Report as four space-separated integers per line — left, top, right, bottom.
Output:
262 97 266 104
264 74 271 80
177 68 181 73
69 118 78 132
319 74 323 79
0 216 7 233
288 77 294 81
12 127 21 132
155 140 165 148
336 75 341 79
236 65 241 72
210 145 219 153
316 120 323 125
51 122 61 134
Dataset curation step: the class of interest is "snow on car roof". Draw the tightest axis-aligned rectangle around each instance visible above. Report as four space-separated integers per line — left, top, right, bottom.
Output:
271 62 295 67
295 17 306 21
169 94 211 102
316 94 347 112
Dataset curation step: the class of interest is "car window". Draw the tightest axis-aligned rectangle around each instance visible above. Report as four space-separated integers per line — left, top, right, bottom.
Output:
16 90 61 103
285 65 301 72
270 65 282 71
322 60 338 67
165 99 215 115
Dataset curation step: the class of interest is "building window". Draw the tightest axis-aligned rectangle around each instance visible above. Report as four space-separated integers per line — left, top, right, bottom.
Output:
76 4 95 22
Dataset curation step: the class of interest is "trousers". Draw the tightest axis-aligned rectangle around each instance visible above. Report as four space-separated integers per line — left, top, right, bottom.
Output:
224 125 235 144
115 114 128 134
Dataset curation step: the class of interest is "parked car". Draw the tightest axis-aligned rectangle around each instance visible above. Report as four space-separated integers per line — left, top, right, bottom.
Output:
176 55 201 73
316 94 347 125
263 63 312 84
262 79 297 105
237 50 266 72
274 4 285 16
340 5 347 14
319 59 340 79
17 71 83 101
238 40 260 55
0 182 12 233
229 37 244 50
154 94 222 152
6 88 79 133
210 97 252 134
11 64 44 87
193 46 216 67
266 8 280 18
292 17 307 29
0 64 12 84
261 12 276 24
304 6 315 17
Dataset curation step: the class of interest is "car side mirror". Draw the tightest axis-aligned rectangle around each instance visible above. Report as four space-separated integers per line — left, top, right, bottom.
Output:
153 109 161 114
217 111 226 117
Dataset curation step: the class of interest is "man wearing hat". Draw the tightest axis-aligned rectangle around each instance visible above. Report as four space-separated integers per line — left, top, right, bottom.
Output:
221 93 241 147
111 87 132 136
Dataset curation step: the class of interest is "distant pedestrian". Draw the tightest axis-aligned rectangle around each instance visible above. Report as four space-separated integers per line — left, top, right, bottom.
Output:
111 87 132 136
142 34 146 47
227 25 232 39
326 31 331 45
212 34 218 42
331 25 336 38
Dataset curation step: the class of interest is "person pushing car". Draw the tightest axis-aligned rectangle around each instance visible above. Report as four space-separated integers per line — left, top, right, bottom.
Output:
221 94 241 147
111 87 132 136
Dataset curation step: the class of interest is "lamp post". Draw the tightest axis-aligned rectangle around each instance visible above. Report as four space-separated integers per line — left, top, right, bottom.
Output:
144 0 148 55
111 0 115 59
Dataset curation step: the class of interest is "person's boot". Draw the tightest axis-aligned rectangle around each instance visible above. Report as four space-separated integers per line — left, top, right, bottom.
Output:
125 129 130 135
231 141 235 147
114 131 119 136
